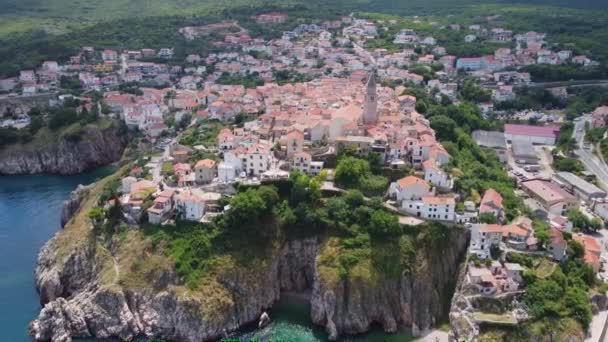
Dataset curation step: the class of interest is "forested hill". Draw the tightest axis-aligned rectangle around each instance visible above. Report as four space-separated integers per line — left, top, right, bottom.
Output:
0 0 607 78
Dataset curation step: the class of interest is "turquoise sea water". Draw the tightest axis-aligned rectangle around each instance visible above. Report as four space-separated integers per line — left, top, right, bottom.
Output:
0 169 413 342
232 296 414 342
0 169 113 342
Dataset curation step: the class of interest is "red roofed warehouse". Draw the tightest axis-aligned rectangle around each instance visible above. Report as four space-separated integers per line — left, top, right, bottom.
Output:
504 124 560 145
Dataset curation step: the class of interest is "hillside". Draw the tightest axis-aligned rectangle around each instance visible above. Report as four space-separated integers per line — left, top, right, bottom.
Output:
0 0 606 37
1 0 608 79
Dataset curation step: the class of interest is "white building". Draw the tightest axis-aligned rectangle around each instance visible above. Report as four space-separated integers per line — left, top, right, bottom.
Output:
244 143 271 177
469 224 503 259
175 191 205 221
388 176 431 202
401 196 455 222
218 162 236 182
422 160 451 189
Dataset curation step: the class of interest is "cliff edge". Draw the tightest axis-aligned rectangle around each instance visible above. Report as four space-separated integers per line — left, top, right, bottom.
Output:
0 120 127 175
29 177 469 342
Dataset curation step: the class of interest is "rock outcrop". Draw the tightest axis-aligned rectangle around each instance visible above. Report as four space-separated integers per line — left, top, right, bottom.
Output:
0 122 127 175
30 226 468 342
60 184 94 227
311 230 469 339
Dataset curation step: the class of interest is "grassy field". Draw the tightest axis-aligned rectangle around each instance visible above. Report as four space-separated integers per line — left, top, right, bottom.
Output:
473 312 518 325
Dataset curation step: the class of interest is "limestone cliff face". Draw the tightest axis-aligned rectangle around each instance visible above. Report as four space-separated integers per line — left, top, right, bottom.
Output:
0 123 127 175
60 184 94 227
30 227 467 342
30 236 319 342
311 230 469 339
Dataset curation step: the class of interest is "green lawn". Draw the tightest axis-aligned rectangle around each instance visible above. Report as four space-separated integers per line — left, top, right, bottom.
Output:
535 258 557 279
473 312 518 325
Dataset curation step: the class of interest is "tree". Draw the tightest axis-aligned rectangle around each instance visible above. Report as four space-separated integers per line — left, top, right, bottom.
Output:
290 171 310 205
334 156 370 188
430 115 457 142
565 287 592 329
344 190 365 207
590 217 603 232
29 116 44 134
48 107 78 130
88 207 105 228
479 212 498 224
568 209 589 231
368 210 401 238
553 158 584 173
569 240 585 259
275 200 296 228
415 100 428 114
460 78 491 103
224 188 267 229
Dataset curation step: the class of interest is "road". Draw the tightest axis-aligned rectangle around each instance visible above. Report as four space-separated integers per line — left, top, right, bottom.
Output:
586 310 608 342
530 79 608 89
573 115 608 190
151 137 177 183
352 41 376 66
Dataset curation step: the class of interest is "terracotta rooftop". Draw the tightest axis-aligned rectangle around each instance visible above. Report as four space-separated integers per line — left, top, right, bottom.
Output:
397 176 428 188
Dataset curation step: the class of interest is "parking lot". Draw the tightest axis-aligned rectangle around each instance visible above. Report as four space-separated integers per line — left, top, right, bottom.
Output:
506 144 555 182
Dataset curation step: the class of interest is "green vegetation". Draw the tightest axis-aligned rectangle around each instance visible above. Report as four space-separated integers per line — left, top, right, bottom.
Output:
334 155 388 196
0 98 106 148
473 312 518 325
217 72 264 89
567 209 603 232
272 69 314 85
524 261 594 330
2 0 608 77
503 244 595 335
460 78 491 103
423 100 523 220
496 87 562 111
555 122 576 154
552 156 584 173
179 120 227 147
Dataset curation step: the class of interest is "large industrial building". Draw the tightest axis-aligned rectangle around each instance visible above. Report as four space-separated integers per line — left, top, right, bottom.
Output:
511 139 539 164
504 124 560 145
553 172 606 201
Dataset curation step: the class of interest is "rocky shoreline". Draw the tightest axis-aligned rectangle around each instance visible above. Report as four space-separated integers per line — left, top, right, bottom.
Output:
29 223 469 342
0 123 127 175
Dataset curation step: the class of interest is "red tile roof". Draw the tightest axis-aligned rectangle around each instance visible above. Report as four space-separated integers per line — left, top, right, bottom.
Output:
397 176 428 188
504 124 559 138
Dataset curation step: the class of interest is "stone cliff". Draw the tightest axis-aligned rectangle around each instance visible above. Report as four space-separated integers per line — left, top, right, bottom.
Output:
30 179 469 342
0 122 127 175
311 231 469 339
30 234 319 342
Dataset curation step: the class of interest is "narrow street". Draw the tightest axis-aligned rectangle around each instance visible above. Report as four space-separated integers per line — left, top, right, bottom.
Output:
573 115 608 190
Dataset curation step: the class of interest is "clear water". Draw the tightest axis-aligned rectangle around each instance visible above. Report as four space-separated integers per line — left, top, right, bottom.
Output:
232 296 415 342
0 169 413 342
0 168 113 342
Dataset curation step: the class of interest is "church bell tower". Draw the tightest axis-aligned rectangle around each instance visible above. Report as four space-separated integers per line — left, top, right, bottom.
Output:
362 71 378 124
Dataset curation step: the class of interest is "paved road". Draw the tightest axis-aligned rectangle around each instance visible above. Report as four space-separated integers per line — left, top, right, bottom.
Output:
530 79 608 89
573 115 608 190
586 310 608 342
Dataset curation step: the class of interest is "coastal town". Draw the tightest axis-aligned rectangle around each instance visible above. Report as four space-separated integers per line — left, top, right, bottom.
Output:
4 9 608 342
